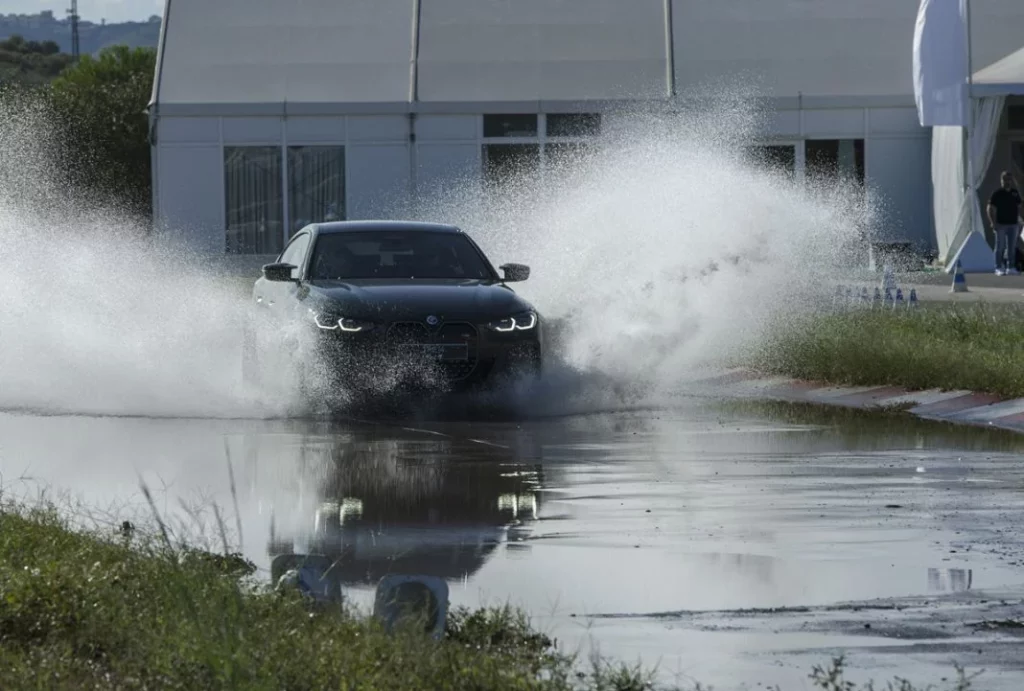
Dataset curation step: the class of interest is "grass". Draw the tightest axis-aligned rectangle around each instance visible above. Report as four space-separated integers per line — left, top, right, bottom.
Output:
0 496 989 691
745 301 1024 400
0 499 657 691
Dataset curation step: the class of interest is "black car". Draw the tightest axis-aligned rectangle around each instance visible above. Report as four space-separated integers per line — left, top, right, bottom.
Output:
242 220 542 397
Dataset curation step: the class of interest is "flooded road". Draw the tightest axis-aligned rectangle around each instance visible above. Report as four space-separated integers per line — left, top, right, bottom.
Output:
3 400 1024 689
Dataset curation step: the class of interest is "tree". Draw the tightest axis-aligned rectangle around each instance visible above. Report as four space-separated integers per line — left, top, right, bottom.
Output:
0 34 74 84
49 45 156 218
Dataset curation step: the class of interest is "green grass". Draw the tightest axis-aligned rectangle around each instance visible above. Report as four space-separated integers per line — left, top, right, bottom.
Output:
0 501 655 691
746 302 1024 399
0 497 985 690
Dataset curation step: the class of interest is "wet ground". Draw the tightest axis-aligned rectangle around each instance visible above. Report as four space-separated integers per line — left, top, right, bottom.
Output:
3 400 1024 689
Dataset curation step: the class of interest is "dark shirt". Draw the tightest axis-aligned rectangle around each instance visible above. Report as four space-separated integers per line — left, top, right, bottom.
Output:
989 187 1022 225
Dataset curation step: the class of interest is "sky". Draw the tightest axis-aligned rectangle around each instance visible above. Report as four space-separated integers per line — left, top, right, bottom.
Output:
4 1 162 23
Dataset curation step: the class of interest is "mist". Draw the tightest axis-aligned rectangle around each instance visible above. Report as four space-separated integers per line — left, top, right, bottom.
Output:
413 100 876 417
0 89 876 420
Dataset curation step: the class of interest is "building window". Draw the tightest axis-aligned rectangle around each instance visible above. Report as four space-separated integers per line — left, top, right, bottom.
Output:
1008 106 1024 131
480 113 602 188
543 142 595 174
743 144 796 178
547 113 601 137
483 114 538 138
224 146 284 255
805 139 865 187
483 144 541 188
288 145 345 236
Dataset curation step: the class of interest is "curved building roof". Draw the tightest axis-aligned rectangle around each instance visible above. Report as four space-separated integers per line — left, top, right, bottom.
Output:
151 0 1024 112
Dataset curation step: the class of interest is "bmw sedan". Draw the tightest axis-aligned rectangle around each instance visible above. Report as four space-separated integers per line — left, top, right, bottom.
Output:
242 220 543 397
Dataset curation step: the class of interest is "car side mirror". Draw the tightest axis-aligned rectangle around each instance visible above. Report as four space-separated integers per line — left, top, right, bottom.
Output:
263 262 298 282
499 263 530 282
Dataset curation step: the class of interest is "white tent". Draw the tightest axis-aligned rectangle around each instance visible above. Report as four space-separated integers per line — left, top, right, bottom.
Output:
934 45 1024 272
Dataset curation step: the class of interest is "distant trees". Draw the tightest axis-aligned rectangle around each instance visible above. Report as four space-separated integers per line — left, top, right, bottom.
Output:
0 12 161 56
0 40 156 219
50 45 157 217
0 34 73 83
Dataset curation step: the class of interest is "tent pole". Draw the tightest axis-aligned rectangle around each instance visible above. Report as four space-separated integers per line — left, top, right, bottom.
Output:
963 0 976 236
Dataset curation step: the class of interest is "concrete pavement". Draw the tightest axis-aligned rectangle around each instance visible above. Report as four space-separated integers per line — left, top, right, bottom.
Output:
688 367 1024 433
845 269 1024 305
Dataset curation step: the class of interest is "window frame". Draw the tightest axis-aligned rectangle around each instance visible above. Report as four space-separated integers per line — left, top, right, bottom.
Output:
222 136 348 256
804 137 866 188
286 144 347 238
480 113 604 187
223 145 286 255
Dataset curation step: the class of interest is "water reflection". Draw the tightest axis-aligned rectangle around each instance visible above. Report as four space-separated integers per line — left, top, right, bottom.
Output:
252 425 544 597
709 399 1024 454
928 568 973 593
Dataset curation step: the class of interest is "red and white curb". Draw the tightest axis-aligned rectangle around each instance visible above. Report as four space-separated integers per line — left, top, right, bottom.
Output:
686 368 1024 433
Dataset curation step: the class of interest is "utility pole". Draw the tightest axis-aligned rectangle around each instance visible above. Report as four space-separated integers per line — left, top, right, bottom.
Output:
68 0 80 60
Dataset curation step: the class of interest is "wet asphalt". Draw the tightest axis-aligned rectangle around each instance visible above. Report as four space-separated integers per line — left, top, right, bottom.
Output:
2 401 1024 690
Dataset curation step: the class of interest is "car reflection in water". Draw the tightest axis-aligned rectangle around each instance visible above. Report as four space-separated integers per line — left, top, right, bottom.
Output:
262 425 544 604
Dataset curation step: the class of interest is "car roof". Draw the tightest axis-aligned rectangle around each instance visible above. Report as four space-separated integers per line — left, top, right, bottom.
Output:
311 220 462 235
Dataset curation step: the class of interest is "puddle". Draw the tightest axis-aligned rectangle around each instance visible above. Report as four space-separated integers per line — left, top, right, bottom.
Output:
3 402 1024 688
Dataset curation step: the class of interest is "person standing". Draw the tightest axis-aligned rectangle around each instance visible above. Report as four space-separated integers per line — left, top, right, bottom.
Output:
988 171 1023 276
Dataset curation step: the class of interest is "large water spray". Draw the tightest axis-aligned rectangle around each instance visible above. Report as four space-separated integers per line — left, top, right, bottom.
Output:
0 90 876 420
414 101 877 417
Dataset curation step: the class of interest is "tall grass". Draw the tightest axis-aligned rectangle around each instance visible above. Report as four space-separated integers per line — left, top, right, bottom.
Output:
0 498 984 690
0 499 651 690
747 302 1024 399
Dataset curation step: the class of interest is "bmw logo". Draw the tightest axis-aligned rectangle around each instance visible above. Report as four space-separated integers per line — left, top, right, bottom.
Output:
426 315 440 326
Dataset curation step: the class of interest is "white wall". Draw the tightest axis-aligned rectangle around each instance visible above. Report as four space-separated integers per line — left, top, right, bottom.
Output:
745 104 933 248
155 104 937 254
416 0 670 101
865 137 933 248
414 115 482 204
154 114 425 253
155 0 415 105
865 108 934 249
154 0 1024 107
153 117 224 253
669 0 1024 99
346 145 412 219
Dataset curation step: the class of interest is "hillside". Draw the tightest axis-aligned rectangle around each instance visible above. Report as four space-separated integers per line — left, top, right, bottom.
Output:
0 34 73 84
0 11 160 57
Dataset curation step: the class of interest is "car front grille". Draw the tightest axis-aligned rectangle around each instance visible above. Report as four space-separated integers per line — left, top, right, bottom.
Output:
386 321 479 380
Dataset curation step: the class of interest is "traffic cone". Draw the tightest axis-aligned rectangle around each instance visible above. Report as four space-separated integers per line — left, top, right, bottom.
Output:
909 288 919 308
881 264 897 292
950 260 968 293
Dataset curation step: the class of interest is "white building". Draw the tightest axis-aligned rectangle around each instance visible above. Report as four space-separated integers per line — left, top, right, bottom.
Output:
148 0 1024 265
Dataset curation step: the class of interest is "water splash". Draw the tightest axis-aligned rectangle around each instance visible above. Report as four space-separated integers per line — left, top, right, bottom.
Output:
0 89 876 420
413 99 877 417
0 92 302 419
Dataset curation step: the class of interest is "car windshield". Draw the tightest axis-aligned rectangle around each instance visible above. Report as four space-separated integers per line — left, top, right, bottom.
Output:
309 231 495 280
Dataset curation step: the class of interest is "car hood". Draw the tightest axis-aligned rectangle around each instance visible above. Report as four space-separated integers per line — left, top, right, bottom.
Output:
308 279 534 321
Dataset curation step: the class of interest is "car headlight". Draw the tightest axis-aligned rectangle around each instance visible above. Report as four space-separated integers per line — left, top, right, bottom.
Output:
309 309 374 332
486 311 537 332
